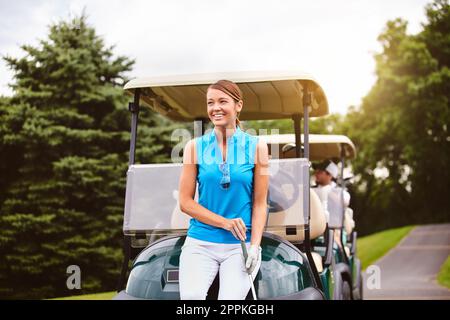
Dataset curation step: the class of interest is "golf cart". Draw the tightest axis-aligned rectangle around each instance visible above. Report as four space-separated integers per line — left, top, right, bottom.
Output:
259 133 362 300
114 71 335 300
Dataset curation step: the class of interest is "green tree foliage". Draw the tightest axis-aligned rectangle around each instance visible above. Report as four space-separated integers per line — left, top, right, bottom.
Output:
244 114 344 135
342 0 450 234
0 14 182 299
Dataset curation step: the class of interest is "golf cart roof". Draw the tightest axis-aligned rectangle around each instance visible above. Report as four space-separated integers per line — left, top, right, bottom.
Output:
123 71 329 121
260 134 356 160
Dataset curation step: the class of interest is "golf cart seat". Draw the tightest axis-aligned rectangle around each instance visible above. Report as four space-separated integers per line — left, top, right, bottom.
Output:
265 158 327 243
266 188 326 242
311 251 324 273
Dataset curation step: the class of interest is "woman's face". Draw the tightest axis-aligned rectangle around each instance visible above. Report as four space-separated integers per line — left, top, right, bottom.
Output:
206 88 242 128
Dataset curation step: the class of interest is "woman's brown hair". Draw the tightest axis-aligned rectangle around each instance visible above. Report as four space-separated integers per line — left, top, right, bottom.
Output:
208 79 243 128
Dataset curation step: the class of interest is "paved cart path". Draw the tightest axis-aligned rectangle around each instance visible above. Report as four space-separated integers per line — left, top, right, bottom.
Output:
363 224 450 300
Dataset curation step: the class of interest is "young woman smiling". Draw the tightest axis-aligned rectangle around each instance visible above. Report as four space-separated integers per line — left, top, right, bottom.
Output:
178 79 269 300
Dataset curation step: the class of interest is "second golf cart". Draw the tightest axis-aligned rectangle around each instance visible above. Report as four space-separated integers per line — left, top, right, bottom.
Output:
259 133 362 299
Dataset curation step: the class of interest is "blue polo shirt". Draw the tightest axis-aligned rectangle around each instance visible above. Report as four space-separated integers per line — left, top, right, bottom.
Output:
187 126 258 243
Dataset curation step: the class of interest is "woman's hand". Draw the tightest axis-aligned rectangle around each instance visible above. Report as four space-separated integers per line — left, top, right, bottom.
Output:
245 245 261 274
222 217 247 241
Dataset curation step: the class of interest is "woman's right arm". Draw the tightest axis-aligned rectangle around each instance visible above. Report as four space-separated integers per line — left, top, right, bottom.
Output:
178 139 247 240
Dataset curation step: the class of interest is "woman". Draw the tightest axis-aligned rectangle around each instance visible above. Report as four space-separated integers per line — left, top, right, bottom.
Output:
178 79 269 300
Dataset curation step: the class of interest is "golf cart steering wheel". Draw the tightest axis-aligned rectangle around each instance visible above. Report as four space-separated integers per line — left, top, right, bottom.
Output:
268 168 300 213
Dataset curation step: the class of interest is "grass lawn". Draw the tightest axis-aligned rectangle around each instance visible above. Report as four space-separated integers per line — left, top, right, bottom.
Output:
437 256 450 289
51 291 116 300
52 225 415 299
357 225 415 270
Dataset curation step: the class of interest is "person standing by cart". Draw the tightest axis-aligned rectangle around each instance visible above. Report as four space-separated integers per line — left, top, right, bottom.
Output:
313 160 339 220
178 80 269 300
313 160 350 245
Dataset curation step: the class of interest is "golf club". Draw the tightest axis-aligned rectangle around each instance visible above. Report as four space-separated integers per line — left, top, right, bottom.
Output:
240 241 258 300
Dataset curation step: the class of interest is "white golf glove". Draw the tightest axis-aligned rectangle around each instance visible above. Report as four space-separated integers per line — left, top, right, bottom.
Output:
245 245 261 274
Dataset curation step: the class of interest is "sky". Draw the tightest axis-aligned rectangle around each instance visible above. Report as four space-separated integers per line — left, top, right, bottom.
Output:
0 0 431 114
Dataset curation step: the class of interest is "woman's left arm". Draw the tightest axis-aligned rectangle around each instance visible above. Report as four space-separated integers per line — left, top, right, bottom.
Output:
250 139 269 247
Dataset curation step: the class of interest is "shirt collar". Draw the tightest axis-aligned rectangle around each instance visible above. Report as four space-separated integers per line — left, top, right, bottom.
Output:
209 126 242 145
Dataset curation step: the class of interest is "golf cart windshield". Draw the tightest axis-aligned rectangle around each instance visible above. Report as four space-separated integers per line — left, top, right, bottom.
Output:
123 158 310 238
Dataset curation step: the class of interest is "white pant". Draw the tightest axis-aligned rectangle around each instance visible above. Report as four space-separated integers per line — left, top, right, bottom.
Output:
179 236 261 300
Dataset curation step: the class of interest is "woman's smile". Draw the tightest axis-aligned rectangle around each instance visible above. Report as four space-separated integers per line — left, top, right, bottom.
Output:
207 88 239 127
212 111 225 120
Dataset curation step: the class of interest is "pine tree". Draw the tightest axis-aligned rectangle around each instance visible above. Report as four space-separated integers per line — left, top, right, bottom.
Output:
0 14 183 298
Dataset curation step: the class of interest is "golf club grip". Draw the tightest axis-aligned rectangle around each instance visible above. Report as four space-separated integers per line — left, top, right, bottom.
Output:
240 241 248 261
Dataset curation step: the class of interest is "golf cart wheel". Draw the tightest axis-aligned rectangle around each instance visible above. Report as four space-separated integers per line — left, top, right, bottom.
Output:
342 280 352 300
352 259 363 300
